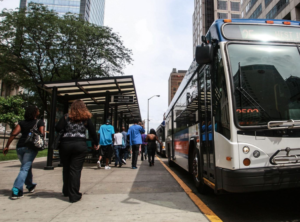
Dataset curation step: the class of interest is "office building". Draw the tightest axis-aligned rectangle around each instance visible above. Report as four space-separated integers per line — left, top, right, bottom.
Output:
193 0 241 54
168 68 186 105
241 0 300 21
20 0 105 26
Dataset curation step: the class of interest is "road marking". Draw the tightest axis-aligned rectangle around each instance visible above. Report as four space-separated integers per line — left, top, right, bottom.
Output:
156 156 223 222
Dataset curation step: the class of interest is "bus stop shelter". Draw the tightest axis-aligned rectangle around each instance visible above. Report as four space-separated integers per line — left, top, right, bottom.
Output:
38 76 142 170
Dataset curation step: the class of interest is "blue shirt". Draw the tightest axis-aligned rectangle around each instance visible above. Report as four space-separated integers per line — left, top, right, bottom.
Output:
127 124 145 145
98 124 115 146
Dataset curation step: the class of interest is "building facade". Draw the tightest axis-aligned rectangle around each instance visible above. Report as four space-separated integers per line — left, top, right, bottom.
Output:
20 0 105 26
168 68 186 105
193 0 241 55
241 0 300 21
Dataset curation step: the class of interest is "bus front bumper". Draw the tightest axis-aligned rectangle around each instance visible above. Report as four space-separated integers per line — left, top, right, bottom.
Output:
216 166 300 193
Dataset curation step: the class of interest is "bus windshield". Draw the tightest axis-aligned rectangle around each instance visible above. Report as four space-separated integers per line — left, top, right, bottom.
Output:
228 44 300 126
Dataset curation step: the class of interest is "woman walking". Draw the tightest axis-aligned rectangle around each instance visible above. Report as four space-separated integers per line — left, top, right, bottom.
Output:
3 106 44 199
55 100 98 203
146 129 162 166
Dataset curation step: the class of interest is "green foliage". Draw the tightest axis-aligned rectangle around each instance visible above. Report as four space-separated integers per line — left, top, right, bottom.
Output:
0 3 133 114
0 149 48 161
0 96 25 129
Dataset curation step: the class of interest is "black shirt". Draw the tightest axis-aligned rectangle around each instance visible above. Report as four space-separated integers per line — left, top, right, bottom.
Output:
17 119 45 148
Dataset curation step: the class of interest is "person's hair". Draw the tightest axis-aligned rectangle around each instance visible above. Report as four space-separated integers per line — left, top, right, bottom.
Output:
24 106 39 120
115 128 119 132
68 100 92 122
149 129 156 135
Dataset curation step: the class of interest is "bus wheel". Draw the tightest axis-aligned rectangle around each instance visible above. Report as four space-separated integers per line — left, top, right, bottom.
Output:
192 148 208 194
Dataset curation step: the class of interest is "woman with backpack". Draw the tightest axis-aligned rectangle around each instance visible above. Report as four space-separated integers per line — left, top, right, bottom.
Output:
55 99 98 203
3 106 45 200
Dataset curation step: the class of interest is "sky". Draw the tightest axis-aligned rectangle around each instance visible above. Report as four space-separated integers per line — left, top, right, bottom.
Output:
0 0 194 131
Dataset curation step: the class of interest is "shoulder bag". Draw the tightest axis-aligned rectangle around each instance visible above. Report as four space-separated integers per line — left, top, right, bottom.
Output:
24 119 45 151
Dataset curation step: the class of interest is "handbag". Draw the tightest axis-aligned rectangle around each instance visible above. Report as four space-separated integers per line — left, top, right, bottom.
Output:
24 119 45 151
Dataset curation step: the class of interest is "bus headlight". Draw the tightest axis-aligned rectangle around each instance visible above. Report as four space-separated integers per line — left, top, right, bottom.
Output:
253 150 260 158
243 146 250 154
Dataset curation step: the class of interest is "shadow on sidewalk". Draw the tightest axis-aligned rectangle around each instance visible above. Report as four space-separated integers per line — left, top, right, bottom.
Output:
0 189 69 202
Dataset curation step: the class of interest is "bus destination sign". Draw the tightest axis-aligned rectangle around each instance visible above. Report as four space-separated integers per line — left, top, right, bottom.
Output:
111 95 134 103
223 24 300 42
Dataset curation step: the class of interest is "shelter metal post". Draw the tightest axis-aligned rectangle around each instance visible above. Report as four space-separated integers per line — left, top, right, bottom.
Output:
104 91 110 124
120 112 123 130
114 105 118 130
44 87 57 170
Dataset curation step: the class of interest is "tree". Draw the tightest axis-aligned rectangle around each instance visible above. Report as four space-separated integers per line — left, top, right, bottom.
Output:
0 96 25 148
0 3 133 114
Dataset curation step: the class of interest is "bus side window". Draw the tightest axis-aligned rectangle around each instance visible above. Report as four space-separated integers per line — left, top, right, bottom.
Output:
213 49 231 140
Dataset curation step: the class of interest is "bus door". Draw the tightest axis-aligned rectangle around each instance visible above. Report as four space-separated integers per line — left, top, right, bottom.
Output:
199 65 215 183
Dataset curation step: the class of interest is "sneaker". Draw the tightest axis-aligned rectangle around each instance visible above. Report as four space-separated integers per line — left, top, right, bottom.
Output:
105 166 111 170
132 167 138 169
27 184 36 193
122 159 126 164
97 161 101 169
11 188 23 200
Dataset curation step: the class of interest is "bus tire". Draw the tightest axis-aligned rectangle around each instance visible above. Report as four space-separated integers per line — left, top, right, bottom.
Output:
192 147 209 194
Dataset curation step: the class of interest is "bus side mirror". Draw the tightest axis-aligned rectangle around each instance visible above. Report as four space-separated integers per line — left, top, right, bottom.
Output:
195 44 213 65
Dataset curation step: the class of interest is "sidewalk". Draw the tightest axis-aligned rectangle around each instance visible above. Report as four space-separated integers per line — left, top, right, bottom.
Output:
0 156 209 222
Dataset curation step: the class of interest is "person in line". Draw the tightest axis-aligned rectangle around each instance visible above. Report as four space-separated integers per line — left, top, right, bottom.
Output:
55 100 98 203
113 128 123 168
141 132 147 161
120 126 128 164
127 120 145 169
146 129 162 167
97 119 115 170
3 106 44 200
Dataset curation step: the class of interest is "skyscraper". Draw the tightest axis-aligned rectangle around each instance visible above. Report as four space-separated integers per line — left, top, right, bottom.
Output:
168 68 186 105
241 0 298 21
20 0 105 26
193 0 241 55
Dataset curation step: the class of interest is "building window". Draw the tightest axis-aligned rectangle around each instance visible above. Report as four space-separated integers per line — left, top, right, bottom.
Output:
242 11 244 18
231 13 241 18
246 0 258 14
266 0 289 19
265 0 272 8
218 13 228 19
231 2 240 11
249 4 262 19
217 1 227 10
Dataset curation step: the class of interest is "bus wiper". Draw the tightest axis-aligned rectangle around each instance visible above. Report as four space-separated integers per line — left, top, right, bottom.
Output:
236 62 267 113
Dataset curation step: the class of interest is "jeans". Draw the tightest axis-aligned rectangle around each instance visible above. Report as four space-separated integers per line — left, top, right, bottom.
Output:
13 147 38 192
120 147 129 160
114 145 122 166
131 144 140 167
60 140 87 202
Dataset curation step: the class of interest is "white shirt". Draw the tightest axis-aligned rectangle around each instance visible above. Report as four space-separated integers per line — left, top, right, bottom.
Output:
114 133 123 145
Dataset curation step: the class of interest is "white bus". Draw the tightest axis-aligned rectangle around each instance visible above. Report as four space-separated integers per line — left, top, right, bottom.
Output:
165 19 300 193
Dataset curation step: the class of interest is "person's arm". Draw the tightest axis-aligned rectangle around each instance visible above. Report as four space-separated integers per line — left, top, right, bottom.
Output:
140 126 145 134
145 134 149 142
3 125 21 155
86 119 98 146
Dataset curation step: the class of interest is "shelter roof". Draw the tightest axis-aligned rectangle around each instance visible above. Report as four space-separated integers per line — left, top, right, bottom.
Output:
38 76 141 121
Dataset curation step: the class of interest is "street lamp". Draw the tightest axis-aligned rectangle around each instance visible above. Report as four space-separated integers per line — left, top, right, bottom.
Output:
147 95 160 133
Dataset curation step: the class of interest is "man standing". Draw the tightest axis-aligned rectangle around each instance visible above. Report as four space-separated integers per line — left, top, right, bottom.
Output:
121 126 128 164
97 119 115 170
127 121 145 169
113 128 123 168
